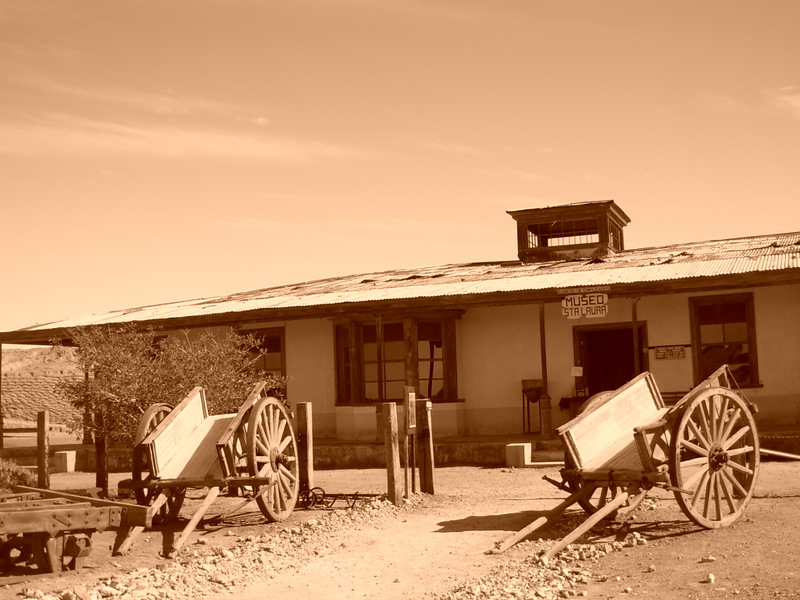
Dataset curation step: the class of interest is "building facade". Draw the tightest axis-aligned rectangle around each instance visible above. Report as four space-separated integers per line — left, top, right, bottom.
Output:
2 201 799 441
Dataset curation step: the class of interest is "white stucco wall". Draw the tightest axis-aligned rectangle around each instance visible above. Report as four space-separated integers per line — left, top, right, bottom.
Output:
749 284 800 427
458 304 541 436
240 282 800 441
283 319 338 438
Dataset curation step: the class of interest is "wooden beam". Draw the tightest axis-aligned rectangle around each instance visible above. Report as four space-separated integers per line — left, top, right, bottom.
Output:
0 342 4 450
542 483 640 561
37 411 50 489
171 486 221 555
631 297 641 374
538 302 552 438
491 483 597 554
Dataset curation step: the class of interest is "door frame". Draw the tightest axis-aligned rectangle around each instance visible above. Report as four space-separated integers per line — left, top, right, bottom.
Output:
571 321 649 396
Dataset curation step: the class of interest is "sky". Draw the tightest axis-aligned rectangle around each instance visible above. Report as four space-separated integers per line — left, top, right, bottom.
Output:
2 1 800 333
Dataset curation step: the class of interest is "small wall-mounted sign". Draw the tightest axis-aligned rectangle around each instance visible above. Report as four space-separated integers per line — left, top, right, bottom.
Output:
654 346 686 360
561 293 609 319
556 285 612 295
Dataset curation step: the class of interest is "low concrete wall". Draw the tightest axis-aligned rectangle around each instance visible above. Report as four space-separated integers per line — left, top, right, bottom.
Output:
0 444 133 472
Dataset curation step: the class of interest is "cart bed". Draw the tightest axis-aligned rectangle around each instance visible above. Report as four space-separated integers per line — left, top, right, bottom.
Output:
557 372 666 471
158 414 234 480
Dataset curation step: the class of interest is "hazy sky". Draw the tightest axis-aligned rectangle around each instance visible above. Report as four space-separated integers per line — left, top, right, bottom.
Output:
2 1 799 332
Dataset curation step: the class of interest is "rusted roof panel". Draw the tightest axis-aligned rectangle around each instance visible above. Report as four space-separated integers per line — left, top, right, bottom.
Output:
4 231 800 335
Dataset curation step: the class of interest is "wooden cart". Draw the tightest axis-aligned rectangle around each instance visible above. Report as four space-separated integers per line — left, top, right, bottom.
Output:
494 365 760 557
119 381 299 555
0 487 151 575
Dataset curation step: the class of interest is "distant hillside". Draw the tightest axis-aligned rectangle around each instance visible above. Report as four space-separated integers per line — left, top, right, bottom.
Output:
2 347 80 376
2 347 81 425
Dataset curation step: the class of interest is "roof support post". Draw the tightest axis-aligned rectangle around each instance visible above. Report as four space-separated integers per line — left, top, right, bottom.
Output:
630 297 641 375
538 302 553 438
375 314 384 402
0 342 4 450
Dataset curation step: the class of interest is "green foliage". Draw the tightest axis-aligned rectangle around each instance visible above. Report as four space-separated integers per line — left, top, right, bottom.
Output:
0 458 36 491
54 324 287 446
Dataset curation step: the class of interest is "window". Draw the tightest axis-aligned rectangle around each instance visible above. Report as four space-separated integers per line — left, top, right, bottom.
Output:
335 315 458 405
690 293 757 387
607 218 623 251
238 327 286 377
527 219 600 248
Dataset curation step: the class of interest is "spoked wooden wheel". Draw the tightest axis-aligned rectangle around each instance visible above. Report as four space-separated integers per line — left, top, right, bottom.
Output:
132 403 186 521
563 391 647 518
669 387 759 529
246 397 299 522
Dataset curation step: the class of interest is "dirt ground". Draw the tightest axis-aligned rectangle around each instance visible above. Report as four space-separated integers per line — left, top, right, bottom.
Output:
3 460 800 599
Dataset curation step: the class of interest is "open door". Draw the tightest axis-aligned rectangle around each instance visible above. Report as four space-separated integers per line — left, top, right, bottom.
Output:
574 323 648 397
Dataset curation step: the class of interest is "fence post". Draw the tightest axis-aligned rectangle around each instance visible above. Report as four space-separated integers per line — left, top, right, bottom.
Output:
382 402 402 505
296 402 314 493
0 342 4 450
37 410 50 489
415 400 435 494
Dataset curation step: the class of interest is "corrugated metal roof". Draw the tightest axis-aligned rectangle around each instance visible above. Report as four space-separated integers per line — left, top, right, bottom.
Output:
6 231 800 334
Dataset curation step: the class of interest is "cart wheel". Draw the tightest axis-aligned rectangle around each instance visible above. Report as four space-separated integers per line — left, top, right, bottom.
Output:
564 391 648 517
669 387 759 529
246 396 299 522
132 403 186 521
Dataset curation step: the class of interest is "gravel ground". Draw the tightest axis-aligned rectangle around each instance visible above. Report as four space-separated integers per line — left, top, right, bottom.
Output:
5 461 800 600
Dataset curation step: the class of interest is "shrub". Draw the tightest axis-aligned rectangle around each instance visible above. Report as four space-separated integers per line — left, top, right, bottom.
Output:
0 458 36 492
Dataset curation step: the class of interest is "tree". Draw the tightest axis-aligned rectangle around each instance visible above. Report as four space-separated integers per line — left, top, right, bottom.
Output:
53 324 286 492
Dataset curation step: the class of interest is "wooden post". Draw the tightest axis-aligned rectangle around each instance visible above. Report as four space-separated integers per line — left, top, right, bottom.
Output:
82 367 93 445
95 410 108 495
538 302 553 438
0 342 4 450
631 297 641 375
403 387 417 499
296 402 314 493
382 402 402 505
415 399 435 494
37 410 50 489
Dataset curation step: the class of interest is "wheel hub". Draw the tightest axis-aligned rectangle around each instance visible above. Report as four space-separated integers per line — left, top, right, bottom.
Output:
708 444 729 472
269 447 280 471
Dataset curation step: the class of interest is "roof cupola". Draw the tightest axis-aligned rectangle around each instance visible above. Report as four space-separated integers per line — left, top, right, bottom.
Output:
507 200 631 263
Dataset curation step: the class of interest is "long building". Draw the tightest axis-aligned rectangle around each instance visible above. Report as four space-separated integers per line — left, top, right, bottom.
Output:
2 200 799 443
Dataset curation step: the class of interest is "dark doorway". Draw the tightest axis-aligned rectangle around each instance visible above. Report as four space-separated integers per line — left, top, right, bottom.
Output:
575 324 647 397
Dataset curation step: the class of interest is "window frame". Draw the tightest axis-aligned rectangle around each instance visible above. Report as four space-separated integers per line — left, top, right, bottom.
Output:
236 326 286 377
689 292 759 387
334 313 459 406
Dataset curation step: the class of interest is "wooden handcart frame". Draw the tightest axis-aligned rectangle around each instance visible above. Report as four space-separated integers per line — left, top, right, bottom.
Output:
494 365 760 557
119 381 300 555
0 487 152 575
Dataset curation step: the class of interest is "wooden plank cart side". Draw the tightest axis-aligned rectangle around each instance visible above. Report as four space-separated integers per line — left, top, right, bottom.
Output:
493 365 760 557
557 373 668 517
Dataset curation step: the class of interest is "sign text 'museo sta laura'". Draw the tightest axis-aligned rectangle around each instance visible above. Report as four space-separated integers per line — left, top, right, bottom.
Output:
561 293 609 319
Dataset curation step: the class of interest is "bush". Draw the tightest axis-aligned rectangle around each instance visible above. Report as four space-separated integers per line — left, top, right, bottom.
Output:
54 324 287 446
0 458 36 492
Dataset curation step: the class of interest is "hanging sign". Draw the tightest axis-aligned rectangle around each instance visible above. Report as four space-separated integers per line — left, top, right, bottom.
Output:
561 293 609 319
